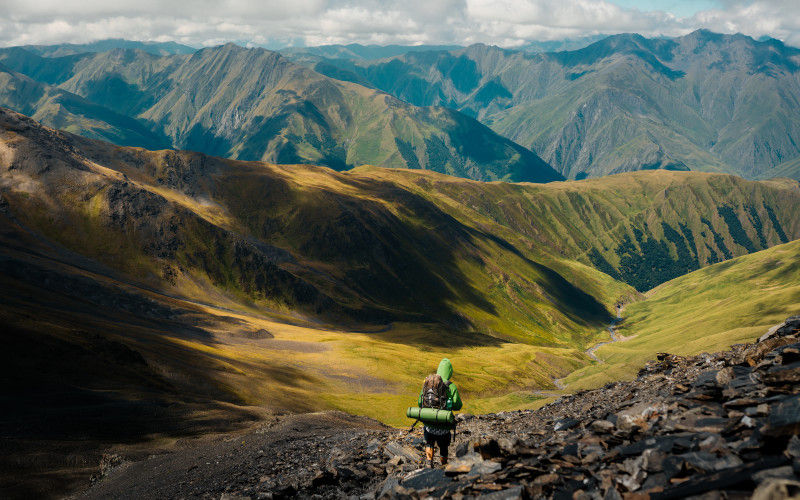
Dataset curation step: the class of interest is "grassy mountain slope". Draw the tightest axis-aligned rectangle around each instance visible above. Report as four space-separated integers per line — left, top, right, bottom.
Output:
0 217 592 496
363 168 800 291
311 30 800 179
0 107 600 343
0 107 607 495
564 238 800 390
767 156 800 180
0 62 169 150
0 45 561 183
3 107 799 496
3 105 799 341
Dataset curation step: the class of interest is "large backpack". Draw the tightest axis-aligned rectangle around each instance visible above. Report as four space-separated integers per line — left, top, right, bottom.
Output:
421 373 450 410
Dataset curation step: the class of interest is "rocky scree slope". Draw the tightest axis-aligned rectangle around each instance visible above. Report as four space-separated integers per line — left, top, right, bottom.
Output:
82 316 800 499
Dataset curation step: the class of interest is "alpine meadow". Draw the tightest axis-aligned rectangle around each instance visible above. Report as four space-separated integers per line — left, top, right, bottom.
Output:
1 4 800 499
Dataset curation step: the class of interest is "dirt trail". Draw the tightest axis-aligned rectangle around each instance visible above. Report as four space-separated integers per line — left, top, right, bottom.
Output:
535 305 625 396
76 412 392 500
584 304 624 363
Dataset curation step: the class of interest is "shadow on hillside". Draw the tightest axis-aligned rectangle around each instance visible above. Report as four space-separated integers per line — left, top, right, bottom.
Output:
366 324 506 349
277 172 614 339
476 230 614 327
218 171 503 344
0 316 263 500
0 249 267 499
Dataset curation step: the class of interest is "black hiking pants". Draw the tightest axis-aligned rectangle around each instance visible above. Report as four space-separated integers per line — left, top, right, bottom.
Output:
423 428 451 457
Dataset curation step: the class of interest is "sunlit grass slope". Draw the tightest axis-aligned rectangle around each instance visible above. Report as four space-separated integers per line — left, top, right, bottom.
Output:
2 106 800 430
0 107 618 349
359 167 800 291
563 238 800 390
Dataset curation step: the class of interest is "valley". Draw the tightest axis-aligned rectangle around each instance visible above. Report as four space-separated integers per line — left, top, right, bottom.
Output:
2 105 800 497
564 237 800 390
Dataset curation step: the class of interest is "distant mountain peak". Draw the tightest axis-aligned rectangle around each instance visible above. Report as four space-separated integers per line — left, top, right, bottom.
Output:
19 38 197 57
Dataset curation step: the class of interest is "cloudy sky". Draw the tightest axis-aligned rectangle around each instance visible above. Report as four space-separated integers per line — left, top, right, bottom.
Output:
2 0 799 48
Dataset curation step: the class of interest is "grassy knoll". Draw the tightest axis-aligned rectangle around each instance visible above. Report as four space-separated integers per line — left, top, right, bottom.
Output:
562 238 800 390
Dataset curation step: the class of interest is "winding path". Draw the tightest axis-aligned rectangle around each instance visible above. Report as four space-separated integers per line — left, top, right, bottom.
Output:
585 305 624 364
534 305 625 397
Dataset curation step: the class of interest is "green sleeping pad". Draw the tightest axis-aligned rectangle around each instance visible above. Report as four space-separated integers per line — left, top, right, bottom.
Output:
406 406 455 425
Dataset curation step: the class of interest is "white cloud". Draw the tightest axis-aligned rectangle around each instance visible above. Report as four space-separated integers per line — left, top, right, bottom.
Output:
0 0 798 48
691 0 800 45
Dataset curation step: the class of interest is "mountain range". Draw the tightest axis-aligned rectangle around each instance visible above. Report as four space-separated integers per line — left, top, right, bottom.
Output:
3 30 800 182
0 44 560 182
18 39 197 57
3 29 800 499
298 30 800 179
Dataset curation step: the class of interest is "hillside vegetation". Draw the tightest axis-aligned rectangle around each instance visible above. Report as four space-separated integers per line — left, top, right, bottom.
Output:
0 62 170 149
563 237 800 389
307 30 800 180
0 45 560 183
3 107 800 496
365 168 800 291
1 107 799 403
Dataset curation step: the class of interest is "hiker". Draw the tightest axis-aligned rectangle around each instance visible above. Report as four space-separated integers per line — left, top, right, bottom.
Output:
418 358 462 466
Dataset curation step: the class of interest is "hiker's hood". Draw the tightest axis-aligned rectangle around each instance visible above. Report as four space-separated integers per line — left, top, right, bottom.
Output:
437 358 453 381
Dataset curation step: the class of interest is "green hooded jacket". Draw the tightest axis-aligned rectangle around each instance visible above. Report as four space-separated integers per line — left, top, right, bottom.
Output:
418 358 462 428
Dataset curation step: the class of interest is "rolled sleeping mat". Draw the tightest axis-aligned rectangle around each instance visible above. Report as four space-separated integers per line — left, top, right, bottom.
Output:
406 407 455 425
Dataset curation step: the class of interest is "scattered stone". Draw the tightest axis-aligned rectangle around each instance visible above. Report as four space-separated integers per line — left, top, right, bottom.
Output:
83 317 800 499
750 478 800 500
476 484 523 499
787 435 800 459
445 454 483 475
763 396 800 436
400 467 451 490
383 442 419 464
554 418 580 431
591 420 616 433
470 460 502 476
759 316 800 342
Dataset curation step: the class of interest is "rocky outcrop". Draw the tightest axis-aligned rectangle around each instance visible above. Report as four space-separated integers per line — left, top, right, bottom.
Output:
364 317 800 499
